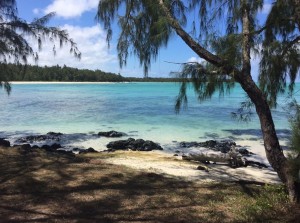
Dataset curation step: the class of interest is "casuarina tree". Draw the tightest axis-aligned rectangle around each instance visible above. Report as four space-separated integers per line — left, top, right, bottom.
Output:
0 0 80 93
97 0 300 203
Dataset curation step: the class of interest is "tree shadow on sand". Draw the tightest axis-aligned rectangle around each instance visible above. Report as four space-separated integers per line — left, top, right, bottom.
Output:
0 146 298 223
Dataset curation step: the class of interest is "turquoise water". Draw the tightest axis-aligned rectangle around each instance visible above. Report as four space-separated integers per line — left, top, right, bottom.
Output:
0 82 297 149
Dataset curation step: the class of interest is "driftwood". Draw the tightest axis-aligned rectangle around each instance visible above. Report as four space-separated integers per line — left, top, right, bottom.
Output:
183 146 268 169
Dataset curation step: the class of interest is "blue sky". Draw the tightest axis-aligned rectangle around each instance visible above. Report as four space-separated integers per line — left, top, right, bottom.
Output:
16 0 272 78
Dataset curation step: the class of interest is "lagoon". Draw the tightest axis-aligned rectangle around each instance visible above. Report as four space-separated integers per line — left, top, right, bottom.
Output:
0 82 298 150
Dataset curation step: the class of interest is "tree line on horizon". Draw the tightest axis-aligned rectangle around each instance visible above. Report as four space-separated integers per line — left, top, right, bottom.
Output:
0 63 183 82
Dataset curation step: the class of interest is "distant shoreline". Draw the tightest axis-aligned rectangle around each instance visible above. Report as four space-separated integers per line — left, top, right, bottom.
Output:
10 81 128 84
10 81 181 84
2 63 183 83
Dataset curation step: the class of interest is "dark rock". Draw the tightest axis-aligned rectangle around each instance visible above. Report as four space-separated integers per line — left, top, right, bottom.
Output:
50 143 62 150
201 140 217 148
107 139 131 150
16 132 62 143
72 148 80 152
0 138 10 147
98 131 126 138
47 132 63 136
79 147 98 154
21 144 31 150
41 143 61 151
143 140 160 151
179 141 198 148
31 145 40 149
182 155 191 161
238 147 251 155
179 139 236 153
87 147 97 152
41 145 51 150
130 138 145 150
174 154 179 156
246 160 268 169
197 165 208 172
107 138 163 151
57 150 73 155
215 140 236 153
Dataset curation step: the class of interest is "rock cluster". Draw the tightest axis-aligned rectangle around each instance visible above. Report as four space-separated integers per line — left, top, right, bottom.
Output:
0 138 10 147
16 132 63 143
107 138 163 151
179 140 236 153
179 139 252 155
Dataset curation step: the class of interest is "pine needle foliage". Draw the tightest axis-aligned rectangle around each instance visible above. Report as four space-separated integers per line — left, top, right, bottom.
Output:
97 0 299 110
0 0 80 94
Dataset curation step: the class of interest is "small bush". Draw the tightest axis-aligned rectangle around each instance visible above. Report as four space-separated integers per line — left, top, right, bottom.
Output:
239 184 290 222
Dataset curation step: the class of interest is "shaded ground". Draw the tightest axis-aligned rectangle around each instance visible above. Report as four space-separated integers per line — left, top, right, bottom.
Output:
0 146 299 223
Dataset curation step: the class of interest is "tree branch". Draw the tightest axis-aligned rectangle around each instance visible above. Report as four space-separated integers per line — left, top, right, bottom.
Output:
281 35 300 57
157 0 236 76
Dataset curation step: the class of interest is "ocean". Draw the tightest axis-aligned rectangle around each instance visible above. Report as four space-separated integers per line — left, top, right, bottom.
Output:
0 82 297 151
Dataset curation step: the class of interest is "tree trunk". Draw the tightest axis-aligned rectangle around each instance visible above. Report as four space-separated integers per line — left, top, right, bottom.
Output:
236 72 299 203
238 2 299 203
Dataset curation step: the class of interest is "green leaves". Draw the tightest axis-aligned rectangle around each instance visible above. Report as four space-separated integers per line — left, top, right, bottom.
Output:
259 0 300 108
173 62 234 112
0 0 81 94
97 0 188 76
211 34 243 69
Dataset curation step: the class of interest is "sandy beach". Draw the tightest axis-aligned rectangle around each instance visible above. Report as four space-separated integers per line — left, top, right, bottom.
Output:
3 132 282 184
100 150 280 184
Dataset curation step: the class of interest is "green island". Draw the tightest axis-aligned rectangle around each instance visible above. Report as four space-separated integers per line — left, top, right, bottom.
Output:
1 63 183 82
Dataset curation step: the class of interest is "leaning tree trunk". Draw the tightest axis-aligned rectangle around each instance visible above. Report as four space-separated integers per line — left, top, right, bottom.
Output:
238 2 299 203
236 73 299 203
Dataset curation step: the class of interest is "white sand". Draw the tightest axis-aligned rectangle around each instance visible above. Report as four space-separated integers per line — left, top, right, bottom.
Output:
103 141 281 184
65 136 283 184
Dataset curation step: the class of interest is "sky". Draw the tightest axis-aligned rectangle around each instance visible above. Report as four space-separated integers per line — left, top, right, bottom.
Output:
16 0 272 78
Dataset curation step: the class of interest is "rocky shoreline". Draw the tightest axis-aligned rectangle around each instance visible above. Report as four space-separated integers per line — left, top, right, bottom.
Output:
0 130 270 170
1 131 164 153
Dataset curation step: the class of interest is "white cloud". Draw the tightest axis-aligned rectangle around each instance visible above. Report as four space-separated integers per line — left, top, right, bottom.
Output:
44 0 99 18
27 25 117 71
187 57 203 64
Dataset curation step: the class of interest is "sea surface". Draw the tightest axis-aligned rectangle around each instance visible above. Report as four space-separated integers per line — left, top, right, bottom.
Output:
0 82 298 151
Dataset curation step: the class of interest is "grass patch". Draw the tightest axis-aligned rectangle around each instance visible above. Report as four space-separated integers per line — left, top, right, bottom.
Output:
0 146 299 222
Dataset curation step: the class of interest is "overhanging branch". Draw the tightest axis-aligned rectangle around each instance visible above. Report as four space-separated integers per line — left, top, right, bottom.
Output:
157 0 237 76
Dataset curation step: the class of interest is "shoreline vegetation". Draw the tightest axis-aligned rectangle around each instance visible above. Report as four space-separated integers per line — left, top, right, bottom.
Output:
0 144 299 222
0 63 184 83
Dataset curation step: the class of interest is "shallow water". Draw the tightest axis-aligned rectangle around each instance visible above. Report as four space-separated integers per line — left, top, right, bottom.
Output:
0 82 298 150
